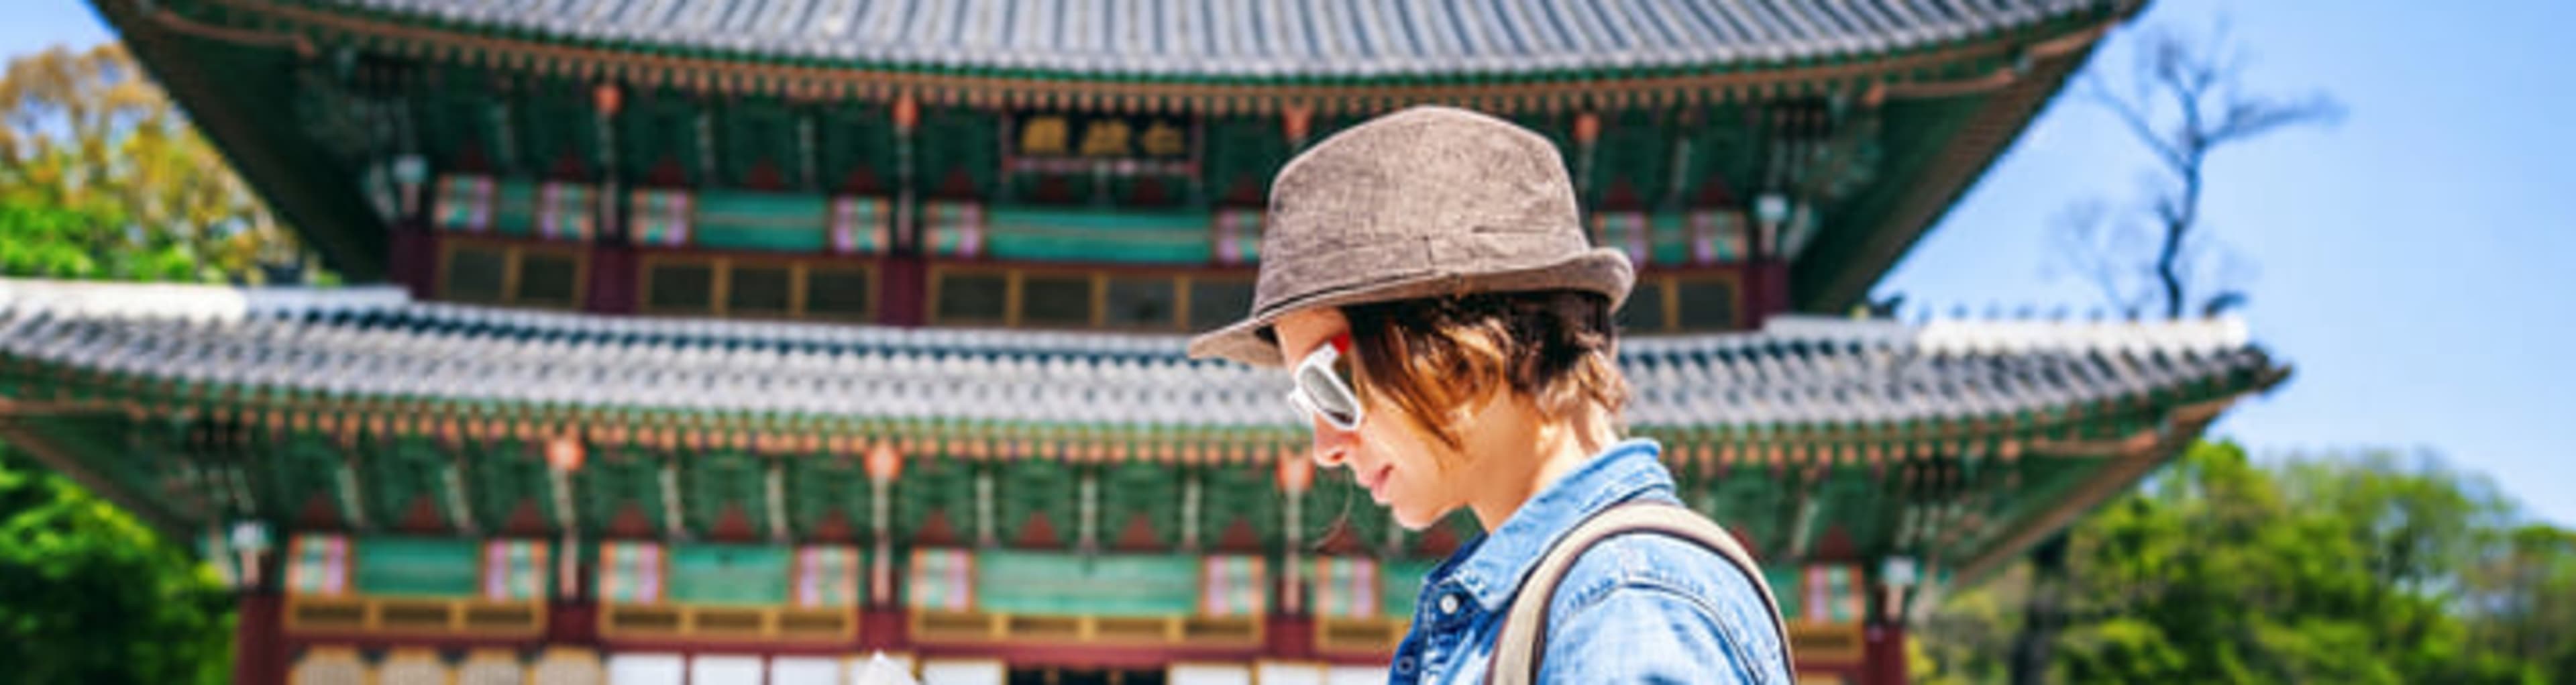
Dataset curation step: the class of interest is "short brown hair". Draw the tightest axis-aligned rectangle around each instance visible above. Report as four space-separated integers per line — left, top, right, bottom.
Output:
1343 290 1628 454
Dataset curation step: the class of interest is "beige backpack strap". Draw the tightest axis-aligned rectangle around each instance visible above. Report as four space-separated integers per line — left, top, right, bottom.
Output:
1485 502 1794 684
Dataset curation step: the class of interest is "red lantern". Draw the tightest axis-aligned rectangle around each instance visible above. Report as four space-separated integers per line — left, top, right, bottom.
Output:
546 435 585 472
592 82 623 116
1573 111 1601 144
865 443 903 482
1282 103 1314 144
892 93 920 133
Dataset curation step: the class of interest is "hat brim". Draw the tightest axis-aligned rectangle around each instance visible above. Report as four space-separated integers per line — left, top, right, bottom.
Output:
1185 247 1634 368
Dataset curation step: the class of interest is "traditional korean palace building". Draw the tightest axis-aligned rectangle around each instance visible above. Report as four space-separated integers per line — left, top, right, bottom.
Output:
5 0 2282 683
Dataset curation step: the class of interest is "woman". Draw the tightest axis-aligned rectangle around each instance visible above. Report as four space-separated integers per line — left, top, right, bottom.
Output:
1189 107 1792 684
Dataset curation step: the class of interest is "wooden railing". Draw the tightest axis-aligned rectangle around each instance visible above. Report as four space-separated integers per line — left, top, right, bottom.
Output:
596 604 857 641
283 596 546 637
1789 620 1867 665
1314 616 1409 654
909 610 1264 648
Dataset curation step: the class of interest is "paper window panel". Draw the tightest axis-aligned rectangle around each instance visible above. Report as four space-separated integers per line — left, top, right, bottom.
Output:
535 182 598 241
1211 209 1263 264
907 547 976 613
1309 556 1380 619
794 545 863 607
627 189 695 247
434 175 498 232
1591 211 1651 264
1197 555 1269 617
482 539 551 601
596 541 666 604
285 533 352 596
921 201 986 258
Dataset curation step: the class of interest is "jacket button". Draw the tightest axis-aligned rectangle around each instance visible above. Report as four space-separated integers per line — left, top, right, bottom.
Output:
1438 594 1461 615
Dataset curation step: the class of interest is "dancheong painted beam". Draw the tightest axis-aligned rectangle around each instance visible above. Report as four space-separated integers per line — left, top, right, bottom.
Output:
0 277 2275 683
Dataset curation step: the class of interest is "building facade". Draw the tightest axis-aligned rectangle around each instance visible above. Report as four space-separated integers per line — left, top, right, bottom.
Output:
0 1 2281 683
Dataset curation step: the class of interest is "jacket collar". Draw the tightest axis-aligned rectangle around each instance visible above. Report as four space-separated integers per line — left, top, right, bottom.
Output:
1440 438 1674 613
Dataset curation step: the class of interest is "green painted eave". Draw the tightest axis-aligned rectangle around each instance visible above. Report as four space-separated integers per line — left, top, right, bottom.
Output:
97 0 393 281
1789 28 2108 313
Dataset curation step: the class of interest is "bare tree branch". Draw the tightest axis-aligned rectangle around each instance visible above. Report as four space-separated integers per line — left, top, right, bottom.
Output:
2083 74 2190 174
2047 20 2342 320
2023 19 2346 681
2208 93 2347 146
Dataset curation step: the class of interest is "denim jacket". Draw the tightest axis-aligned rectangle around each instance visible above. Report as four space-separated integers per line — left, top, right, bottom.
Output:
1385 439 1790 684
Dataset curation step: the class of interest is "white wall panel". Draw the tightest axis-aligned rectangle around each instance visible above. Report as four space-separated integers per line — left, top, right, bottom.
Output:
605 653 684 685
689 655 764 685
770 656 844 685
918 659 1004 685
1169 662 1253 685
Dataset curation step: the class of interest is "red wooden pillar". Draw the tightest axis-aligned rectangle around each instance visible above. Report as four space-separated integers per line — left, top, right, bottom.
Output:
859 607 910 653
233 592 288 685
1862 621 1909 685
879 256 928 327
549 599 602 645
1267 614 1315 661
588 243 639 315
1746 259 1794 328
386 227 441 299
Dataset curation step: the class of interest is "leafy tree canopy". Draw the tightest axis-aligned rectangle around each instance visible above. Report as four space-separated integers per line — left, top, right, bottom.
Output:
1920 441 2576 684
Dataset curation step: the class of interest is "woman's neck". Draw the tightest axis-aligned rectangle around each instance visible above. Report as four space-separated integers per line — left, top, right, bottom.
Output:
1466 404 1620 530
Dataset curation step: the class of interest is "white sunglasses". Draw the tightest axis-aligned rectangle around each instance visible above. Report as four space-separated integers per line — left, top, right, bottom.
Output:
1285 335 1364 432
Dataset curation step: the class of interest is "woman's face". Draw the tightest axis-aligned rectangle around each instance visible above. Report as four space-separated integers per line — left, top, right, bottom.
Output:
1273 307 1470 529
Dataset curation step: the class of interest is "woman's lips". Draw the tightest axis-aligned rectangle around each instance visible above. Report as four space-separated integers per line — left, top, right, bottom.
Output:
1363 464 1395 504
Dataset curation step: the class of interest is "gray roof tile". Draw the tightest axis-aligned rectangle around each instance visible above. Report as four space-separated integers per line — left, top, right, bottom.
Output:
331 0 2113 78
1 278 2265 433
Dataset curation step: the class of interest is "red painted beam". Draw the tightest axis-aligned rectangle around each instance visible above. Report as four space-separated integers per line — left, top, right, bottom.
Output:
284 633 548 653
597 637 867 657
272 608 1411 671
909 642 1269 670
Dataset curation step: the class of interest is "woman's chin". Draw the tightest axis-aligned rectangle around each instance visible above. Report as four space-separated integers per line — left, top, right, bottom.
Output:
1387 503 1446 531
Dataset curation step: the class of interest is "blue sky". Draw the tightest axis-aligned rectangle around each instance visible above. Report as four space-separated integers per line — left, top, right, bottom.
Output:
1878 0 2575 525
7 1 2568 524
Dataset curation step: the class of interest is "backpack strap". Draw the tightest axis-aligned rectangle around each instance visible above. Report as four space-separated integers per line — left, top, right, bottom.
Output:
1484 502 1794 684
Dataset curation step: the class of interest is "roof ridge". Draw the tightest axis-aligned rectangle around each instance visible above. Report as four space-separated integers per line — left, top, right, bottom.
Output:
311 0 2119 79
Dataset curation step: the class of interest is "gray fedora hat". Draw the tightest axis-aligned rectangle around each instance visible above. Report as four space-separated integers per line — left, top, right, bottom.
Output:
1187 105 1634 368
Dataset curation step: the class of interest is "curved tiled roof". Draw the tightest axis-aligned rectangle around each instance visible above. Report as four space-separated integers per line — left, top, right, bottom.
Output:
0 278 2268 433
334 0 2118 78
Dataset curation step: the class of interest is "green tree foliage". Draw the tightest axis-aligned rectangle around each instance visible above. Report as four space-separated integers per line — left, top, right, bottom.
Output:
0 42 309 685
0 445 234 684
2464 524 2576 680
0 43 311 283
1914 564 2029 685
1916 441 2576 684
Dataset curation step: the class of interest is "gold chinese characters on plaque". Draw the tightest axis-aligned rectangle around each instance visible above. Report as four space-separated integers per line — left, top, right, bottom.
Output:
1012 111 1193 162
